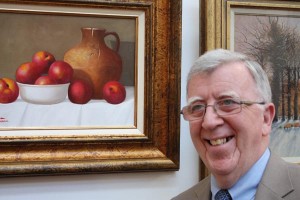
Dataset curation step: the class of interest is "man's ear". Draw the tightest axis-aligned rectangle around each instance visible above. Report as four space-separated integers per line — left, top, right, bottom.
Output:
262 103 275 136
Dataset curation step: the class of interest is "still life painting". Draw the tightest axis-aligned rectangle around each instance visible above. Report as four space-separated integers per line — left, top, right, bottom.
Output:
0 0 181 177
0 6 137 131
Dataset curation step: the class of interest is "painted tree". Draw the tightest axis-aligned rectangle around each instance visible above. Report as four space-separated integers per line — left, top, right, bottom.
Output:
236 16 300 122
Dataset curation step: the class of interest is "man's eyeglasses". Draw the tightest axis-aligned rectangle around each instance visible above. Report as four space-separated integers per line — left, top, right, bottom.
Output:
180 98 265 121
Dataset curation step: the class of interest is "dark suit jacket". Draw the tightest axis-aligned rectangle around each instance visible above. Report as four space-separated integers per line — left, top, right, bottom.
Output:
172 153 300 200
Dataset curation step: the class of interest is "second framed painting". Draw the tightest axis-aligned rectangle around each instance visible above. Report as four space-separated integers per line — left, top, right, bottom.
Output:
202 0 300 179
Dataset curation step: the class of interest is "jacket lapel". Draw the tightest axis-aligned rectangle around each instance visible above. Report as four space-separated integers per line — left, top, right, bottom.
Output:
255 153 294 200
194 175 211 200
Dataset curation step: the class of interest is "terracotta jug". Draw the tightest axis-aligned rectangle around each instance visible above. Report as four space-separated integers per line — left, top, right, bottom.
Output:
64 27 122 99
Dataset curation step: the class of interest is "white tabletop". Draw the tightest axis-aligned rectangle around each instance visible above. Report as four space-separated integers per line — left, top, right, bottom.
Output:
0 86 134 128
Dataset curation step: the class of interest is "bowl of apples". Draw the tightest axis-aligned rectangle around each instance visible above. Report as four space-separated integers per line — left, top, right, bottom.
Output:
15 53 74 105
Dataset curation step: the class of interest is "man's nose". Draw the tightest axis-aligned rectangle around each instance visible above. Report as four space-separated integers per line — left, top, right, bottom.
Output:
201 105 224 129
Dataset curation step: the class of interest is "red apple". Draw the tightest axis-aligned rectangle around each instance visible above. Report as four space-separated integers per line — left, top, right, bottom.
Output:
35 75 57 85
0 77 19 103
102 81 126 104
48 61 74 84
68 79 93 104
15 62 41 84
32 50 56 74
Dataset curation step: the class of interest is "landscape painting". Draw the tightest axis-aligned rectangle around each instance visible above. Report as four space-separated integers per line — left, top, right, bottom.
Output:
233 10 300 159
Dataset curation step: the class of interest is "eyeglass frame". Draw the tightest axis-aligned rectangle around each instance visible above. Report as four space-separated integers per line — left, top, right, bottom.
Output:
180 98 265 121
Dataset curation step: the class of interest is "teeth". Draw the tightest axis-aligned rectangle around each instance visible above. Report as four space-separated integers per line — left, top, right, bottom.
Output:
210 138 227 146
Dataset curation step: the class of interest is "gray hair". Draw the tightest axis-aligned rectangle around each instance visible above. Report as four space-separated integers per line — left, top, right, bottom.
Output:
187 49 272 103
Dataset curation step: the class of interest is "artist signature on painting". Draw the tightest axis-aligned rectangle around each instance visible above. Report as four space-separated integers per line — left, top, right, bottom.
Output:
0 117 8 122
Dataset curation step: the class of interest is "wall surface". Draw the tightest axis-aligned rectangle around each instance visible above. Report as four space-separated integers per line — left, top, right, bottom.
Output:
0 1 200 199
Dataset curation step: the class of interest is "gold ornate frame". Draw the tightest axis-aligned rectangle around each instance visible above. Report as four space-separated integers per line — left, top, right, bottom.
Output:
201 0 300 179
0 0 181 177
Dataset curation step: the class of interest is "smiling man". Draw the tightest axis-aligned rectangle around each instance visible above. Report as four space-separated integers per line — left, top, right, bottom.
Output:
172 49 300 200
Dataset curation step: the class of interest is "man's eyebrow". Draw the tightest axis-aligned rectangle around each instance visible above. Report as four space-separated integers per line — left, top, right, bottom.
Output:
186 92 240 104
217 91 239 99
187 96 203 105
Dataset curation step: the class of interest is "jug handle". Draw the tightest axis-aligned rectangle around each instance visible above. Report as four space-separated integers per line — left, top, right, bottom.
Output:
104 32 120 52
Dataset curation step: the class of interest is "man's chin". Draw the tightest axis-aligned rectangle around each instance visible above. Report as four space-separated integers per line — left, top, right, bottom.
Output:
207 157 239 176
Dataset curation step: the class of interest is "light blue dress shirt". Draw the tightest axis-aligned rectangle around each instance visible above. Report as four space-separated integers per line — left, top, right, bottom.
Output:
211 148 270 200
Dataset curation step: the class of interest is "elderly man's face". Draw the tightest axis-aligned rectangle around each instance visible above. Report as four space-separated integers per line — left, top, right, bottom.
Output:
187 62 274 187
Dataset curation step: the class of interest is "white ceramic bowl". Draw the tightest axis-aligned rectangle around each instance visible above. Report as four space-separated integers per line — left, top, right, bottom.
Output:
17 82 69 105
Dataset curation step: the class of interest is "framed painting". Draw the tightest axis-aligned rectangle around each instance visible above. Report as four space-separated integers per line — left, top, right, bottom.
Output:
0 0 182 177
201 0 300 179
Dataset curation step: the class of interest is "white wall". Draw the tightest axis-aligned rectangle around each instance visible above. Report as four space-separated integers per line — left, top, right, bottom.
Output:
0 1 200 199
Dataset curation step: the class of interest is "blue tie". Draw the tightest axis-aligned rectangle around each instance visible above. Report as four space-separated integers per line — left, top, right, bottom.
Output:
215 189 232 200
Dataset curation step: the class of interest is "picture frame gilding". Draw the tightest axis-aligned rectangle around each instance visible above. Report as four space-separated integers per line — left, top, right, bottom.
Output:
0 0 181 177
202 0 300 179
